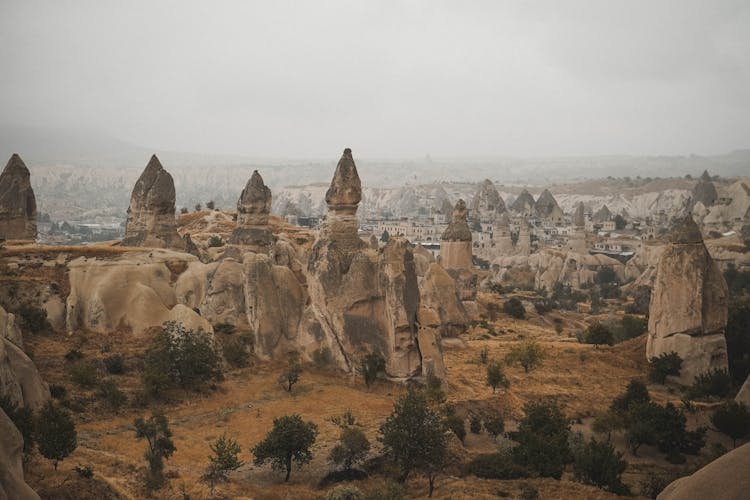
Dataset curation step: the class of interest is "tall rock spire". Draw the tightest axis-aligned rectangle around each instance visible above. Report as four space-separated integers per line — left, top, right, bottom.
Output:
230 170 273 250
0 154 37 240
318 148 365 252
122 155 183 248
440 199 472 270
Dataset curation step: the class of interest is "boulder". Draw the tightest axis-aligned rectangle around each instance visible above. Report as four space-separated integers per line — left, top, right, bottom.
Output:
229 170 274 250
0 154 37 240
122 155 184 249
658 442 750 500
0 409 40 500
646 216 729 384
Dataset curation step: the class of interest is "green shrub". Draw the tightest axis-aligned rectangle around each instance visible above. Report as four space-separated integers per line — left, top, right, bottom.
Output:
208 236 224 247
213 323 236 335
64 349 84 362
511 400 572 479
312 346 334 369
96 379 127 411
325 485 363 500
0 396 35 455
49 384 67 400
469 414 482 434
18 305 52 334
686 368 734 400
504 298 526 319
103 354 126 375
519 483 540 500
711 401 750 447
74 465 94 478
505 341 545 373
483 413 505 437
358 352 386 388
424 370 446 404
361 480 405 500
582 323 613 348
70 361 98 388
465 452 528 479
444 410 466 443
141 322 223 399
572 438 629 495
648 352 682 384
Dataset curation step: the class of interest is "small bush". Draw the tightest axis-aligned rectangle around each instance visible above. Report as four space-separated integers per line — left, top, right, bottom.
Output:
18 305 52 334
103 354 126 375
572 438 630 495
361 480 405 500
479 347 488 364
686 368 734 400
358 352 386 388
70 361 98 388
214 323 236 335
505 341 545 373
582 323 613 348
504 298 526 319
222 335 251 368
465 452 528 479
49 384 67 400
208 236 224 247
486 361 510 392
96 379 127 411
74 465 94 478
312 347 334 368
519 483 540 500
325 484 363 500
64 349 84 362
0 396 35 455
424 370 446 404
648 352 682 384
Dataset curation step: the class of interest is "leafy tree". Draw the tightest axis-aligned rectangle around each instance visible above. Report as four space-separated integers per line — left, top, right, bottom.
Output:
380 230 390 243
572 438 629 495
252 414 318 482
583 323 613 348
616 315 648 342
611 379 650 415
206 200 216 210
141 322 223 399
379 388 447 496
0 396 35 456
358 352 386 388
486 361 509 393
511 400 571 479
201 433 244 493
595 266 617 285
279 357 303 392
469 414 482 434
424 370 446 404
503 298 526 319
195 203 202 211
626 286 651 316
134 412 176 490
711 401 750 447
36 401 77 470
648 352 683 384
505 340 545 373
613 214 626 230
329 426 371 472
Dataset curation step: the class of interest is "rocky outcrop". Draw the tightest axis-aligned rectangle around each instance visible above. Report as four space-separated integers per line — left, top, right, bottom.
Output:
510 189 535 216
122 155 184 249
229 170 273 251
646 217 729 384
320 148 364 254
440 199 472 271
0 154 37 240
0 408 40 500
691 170 718 209
534 189 563 222
516 222 531 256
470 179 505 220
66 250 212 335
657 442 750 500
494 212 513 255
0 306 49 411
573 202 586 228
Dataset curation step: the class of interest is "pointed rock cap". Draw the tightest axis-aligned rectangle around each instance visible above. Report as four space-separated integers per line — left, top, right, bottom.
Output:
325 148 361 210
535 188 560 216
510 189 535 213
2 153 30 177
669 216 704 244
471 178 505 214
441 199 472 241
701 170 712 182
130 154 176 213
237 170 272 215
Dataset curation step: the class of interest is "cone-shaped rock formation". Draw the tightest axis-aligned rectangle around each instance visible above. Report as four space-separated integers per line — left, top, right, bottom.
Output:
0 154 37 240
229 170 273 250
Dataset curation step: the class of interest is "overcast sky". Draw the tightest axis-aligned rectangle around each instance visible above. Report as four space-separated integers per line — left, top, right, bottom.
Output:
1 0 749 158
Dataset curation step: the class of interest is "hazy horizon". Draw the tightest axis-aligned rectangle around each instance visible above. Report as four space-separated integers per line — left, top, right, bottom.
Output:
2 1 749 159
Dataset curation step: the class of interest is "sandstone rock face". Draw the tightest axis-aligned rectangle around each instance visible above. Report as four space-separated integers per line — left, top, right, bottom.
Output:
229 170 273 250
494 212 513 255
657 442 750 500
0 408 40 500
0 154 37 240
440 199 472 271
419 263 468 338
516 222 531 256
66 250 211 335
646 217 729 384
510 189 535 216
0 306 49 411
122 155 184 249
471 179 505 219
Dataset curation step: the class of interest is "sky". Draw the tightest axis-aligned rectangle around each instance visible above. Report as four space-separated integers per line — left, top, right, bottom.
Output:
1 0 749 159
